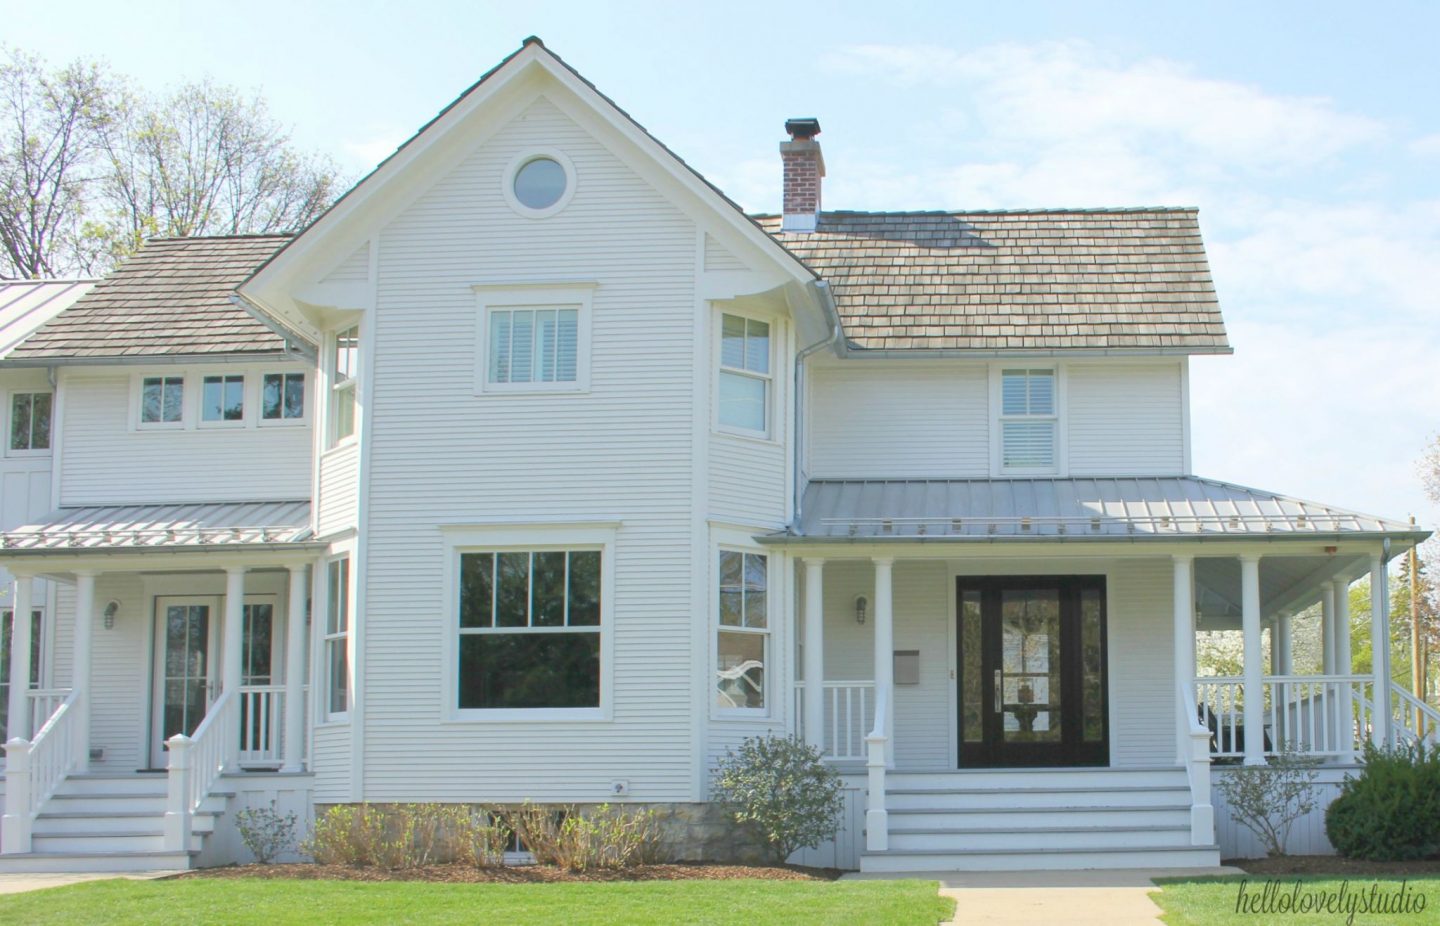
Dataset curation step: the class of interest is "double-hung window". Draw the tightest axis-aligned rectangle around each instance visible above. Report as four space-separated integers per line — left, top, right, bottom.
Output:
999 368 1057 471
0 608 42 742
201 374 245 424
716 550 768 711
262 373 306 422
330 326 358 444
717 313 771 435
456 549 601 711
324 557 350 718
9 392 51 452
140 376 185 426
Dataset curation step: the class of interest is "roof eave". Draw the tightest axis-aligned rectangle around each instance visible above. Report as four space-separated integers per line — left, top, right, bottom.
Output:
836 343 1234 359
757 530 1431 547
0 349 296 368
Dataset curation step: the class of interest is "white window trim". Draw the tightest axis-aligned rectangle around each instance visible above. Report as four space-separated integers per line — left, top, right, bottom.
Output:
440 522 616 723
500 148 577 219
472 283 595 396
321 554 352 722
328 325 360 449
133 372 188 431
197 373 248 430
257 371 310 428
709 525 783 723
713 544 773 719
989 363 1067 476
712 307 777 442
5 390 53 457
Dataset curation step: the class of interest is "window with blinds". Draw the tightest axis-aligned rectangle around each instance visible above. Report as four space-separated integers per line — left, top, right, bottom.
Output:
1000 369 1057 470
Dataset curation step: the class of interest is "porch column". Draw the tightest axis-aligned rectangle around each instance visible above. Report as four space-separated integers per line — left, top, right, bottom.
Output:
223 567 246 695
1335 578 1355 761
801 558 825 755
1240 555 1265 765
1320 582 1337 675
872 557 894 767
5 574 34 742
1369 554 1391 747
1276 613 1293 677
72 572 96 773
282 564 308 773
1172 555 1195 764
1268 621 1281 677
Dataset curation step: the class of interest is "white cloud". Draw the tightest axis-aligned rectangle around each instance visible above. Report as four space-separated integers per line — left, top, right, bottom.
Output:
1410 133 1440 157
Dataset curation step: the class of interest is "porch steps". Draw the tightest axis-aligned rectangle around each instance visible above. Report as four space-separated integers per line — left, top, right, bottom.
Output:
0 773 227 873
860 767 1221 873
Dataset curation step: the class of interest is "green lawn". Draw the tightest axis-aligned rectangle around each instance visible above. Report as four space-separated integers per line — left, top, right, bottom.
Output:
0 877 955 926
1154 875 1439 925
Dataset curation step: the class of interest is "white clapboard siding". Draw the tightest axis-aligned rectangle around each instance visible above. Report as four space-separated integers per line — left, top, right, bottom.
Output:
703 233 749 273
808 363 989 478
1214 766 1350 858
710 437 786 527
58 368 313 505
359 95 703 803
316 443 358 537
790 782 866 870
310 726 352 804
1067 363 1184 476
323 243 370 284
1106 558 1174 766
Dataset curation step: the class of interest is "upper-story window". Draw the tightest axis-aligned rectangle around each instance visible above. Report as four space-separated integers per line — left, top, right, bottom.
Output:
201 374 245 425
488 308 579 385
503 149 577 218
999 368 1057 470
140 375 185 426
262 372 306 423
9 392 51 452
717 312 771 436
330 326 359 444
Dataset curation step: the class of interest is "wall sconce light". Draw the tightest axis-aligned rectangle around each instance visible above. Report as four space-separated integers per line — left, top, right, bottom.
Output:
103 600 120 630
855 595 868 625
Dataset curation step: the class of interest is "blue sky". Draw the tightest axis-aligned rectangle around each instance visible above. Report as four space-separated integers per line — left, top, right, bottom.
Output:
7 0 1438 528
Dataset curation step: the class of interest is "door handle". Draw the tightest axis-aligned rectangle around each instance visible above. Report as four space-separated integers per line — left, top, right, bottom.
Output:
993 670 1002 714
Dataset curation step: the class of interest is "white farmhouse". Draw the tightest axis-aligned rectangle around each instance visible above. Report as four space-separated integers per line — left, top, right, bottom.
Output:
0 38 1432 873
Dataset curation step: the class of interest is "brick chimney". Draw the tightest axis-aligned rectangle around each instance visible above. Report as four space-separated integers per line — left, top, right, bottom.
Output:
781 118 824 232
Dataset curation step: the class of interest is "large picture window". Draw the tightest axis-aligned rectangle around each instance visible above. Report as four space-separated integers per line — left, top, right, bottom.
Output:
716 550 768 711
324 558 349 718
999 368 1057 470
718 313 771 435
457 549 601 710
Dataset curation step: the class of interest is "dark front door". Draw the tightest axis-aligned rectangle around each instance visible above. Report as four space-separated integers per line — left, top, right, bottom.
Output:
957 576 1108 767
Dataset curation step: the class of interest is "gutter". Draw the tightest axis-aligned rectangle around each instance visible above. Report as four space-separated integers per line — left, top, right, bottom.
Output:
755 530 1432 547
793 279 842 526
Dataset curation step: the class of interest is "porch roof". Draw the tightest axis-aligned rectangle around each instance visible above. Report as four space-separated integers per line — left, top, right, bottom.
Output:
0 500 314 554
771 476 1425 544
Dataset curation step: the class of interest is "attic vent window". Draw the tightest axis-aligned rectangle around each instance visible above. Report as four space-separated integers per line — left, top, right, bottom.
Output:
505 150 575 216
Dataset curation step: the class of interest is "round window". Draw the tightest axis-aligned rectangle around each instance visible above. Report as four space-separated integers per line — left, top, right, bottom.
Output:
512 157 567 211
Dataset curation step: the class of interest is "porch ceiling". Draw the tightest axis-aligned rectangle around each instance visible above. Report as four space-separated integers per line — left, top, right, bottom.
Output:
0 500 313 554
776 476 1423 544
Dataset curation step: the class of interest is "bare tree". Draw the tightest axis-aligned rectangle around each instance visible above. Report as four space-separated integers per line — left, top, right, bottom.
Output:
97 79 340 257
1423 433 1440 508
0 48 112 278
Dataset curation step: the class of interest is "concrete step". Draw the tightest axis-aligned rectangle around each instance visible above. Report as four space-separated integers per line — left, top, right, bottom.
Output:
885 804 1194 830
885 767 1187 790
31 831 204 855
46 793 167 814
887 824 1195 852
0 850 196 874
859 844 1223 873
33 811 216 837
55 774 167 797
886 785 1192 811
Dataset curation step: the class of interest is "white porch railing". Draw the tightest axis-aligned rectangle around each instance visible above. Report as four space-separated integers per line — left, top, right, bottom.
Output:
1195 675 1373 759
1390 683 1440 747
1 689 81 854
864 684 890 852
794 681 875 761
26 687 71 735
239 685 285 768
165 689 238 852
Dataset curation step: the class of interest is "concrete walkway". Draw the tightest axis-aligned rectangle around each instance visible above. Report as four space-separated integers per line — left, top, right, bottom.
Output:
844 867 1243 925
0 870 180 895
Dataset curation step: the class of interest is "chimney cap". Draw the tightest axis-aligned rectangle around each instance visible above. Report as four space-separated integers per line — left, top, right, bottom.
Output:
785 118 822 140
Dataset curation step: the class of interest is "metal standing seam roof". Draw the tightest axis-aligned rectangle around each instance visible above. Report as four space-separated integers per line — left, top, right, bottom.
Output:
755 210 1230 354
775 477 1422 542
0 500 313 552
5 236 292 362
0 279 96 357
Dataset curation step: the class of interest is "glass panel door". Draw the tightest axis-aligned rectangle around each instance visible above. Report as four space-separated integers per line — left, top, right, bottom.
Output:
152 599 216 768
999 588 1063 747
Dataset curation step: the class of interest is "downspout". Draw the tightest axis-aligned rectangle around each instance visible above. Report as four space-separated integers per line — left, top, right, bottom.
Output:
793 279 841 528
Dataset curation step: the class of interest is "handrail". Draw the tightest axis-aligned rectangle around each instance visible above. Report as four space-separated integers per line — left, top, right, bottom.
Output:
1391 683 1440 745
863 685 890 852
164 688 238 853
26 687 72 733
2 688 81 854
1178 678 1214 846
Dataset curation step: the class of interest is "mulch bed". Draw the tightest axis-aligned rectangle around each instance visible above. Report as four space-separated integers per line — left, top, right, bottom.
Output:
1231 856 1440 876
181 862 842 883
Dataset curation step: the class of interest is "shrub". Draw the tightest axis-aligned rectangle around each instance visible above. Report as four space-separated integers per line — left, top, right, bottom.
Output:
711 734 842 864
235 800 299 864
1326 741 1440 861
1214 749 1320 857
501 802 661 871
302 803 508 869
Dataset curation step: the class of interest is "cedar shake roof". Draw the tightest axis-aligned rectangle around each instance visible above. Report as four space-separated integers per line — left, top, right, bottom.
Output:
755 208 1230 353
8 235 292 361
